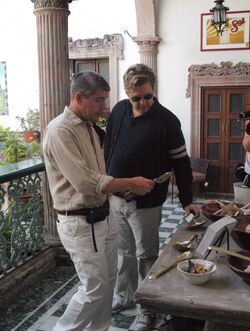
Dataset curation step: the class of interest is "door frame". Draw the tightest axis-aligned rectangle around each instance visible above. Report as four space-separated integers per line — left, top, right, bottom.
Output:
68 34 124 109
201 86 248 192
186 61 250 157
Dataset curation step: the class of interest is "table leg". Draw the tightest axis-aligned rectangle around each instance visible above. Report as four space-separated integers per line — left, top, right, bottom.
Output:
171 181 174 204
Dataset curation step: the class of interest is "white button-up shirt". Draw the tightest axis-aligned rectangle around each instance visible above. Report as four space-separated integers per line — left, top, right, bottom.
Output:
43 107 113 210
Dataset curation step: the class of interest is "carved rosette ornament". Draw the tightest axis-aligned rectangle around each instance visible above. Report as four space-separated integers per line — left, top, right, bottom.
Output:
68 34 124 60
31 0 72 9
187 62 250 97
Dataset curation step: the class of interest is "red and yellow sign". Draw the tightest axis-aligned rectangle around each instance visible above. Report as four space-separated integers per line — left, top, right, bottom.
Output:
201 11 250 51
207 18 245 45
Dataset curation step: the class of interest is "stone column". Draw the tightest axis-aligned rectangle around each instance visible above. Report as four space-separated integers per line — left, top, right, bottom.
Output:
132 37 160 76
32 0 71 245
134 0 160 93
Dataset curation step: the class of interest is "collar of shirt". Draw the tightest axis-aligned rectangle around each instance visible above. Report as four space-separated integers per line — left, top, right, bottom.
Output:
126 97 158 120
63 106 93 127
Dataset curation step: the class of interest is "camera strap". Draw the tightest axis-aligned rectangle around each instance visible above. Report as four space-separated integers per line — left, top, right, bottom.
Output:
91 223 98 252
86 200 109 252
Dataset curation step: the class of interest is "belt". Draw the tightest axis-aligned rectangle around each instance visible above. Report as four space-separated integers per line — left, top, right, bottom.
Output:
56 200 109 216
56 208 91 216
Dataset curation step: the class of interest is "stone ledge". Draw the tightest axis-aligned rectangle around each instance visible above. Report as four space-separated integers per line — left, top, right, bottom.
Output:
0 247 57 307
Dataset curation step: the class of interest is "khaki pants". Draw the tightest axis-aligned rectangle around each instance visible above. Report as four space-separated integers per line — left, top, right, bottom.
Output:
110 195 161 309
53 214 117 331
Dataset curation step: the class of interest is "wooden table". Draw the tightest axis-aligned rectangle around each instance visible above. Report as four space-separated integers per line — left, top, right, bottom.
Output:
135 221 250 331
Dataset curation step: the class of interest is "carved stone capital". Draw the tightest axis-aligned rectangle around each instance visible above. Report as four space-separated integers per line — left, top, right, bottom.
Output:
189 61 250 77
31 0 72 10
187 61 250 97
68 34 124 59
132 37 161 52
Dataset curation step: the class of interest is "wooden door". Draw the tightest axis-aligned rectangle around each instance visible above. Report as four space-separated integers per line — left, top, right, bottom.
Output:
201 87 250 193
70 58 110 110
74 59 109 83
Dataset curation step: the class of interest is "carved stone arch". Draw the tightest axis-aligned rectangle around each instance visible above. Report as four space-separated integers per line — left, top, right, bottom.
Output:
186 61 250 157
68 34 124 108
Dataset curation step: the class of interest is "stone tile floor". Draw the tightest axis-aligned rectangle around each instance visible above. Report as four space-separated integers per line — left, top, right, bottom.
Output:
0 194 232 331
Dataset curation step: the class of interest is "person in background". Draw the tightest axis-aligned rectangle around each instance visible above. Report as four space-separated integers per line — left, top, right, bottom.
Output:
104 64 200 331
242 119 250 187
43 71 155 331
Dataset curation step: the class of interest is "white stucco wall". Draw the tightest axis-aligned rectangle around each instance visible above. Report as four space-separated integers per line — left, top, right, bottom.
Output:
68 0 139 99
157 0 250 151
0 0 249 150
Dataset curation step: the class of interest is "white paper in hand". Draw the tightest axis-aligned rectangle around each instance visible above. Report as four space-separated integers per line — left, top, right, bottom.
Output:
184 213 195 223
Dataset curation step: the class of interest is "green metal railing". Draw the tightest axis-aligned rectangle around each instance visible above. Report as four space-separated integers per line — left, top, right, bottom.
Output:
0 157 45 275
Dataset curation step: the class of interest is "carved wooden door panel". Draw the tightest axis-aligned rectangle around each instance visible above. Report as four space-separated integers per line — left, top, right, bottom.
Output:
201 87 250 193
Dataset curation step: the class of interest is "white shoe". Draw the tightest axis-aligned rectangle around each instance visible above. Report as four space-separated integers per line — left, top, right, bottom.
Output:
112 300 136 314
135 312 156 331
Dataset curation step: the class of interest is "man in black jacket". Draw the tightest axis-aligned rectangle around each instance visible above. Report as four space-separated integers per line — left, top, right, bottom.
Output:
104 64 199 331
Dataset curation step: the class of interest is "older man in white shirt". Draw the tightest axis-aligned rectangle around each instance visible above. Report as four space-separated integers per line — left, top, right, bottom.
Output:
43 71 154 331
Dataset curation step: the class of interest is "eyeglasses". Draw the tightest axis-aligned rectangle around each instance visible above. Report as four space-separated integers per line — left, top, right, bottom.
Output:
129 93 154 102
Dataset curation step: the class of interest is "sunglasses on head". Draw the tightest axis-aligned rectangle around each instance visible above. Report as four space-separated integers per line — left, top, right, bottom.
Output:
130 93 154 102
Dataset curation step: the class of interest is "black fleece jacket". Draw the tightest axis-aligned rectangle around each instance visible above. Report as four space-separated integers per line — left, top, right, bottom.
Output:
104 98 193 209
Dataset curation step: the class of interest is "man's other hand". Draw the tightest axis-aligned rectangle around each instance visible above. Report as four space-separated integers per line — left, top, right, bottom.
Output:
129 177 155 196
184 204 200 218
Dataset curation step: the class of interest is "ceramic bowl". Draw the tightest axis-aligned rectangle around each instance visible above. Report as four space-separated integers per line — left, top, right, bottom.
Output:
177 259 216 285
231 217 250 250
226 251 250 283
201 202 242 222
201 203 223 222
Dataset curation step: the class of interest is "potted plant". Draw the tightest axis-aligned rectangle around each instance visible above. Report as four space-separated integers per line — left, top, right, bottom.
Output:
16 108 40 143
0 126 41 165
1 131 27 164
0 125 11 141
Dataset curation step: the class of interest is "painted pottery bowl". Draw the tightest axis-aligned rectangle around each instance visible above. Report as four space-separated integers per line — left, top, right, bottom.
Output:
231 217 250 251
226 251 250 283
201 202 243 222
177 259 216 285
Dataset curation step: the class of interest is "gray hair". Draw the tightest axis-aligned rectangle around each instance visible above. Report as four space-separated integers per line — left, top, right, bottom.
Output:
70 71 110 98
123 64 156 94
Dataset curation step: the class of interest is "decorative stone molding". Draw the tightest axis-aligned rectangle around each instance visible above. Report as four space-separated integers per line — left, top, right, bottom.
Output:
31 0 72 9
132 37 161 53
132 37 160 89
68 34 124 60
187 61 250 97
186 61 250 157
133 0 160 84
69 34 124 108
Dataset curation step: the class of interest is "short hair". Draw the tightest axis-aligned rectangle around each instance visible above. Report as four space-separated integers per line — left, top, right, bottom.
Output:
123 64 156 94
70 71 110 98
